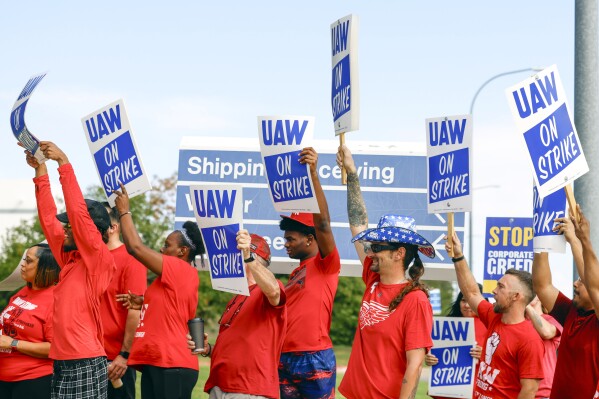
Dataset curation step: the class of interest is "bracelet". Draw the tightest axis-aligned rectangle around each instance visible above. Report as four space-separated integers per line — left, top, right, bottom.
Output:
451 255 465 263
200 343 212 357
119 350 130 359
119 211 132 220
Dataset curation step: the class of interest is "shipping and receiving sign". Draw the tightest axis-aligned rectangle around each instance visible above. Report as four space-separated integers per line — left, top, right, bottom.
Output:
176 137 467 279
331 14 359 134
505 65 588 198
533 185 566 253
426 115 472 213
190 183 249 296
428 316 476 398
257 116 320 213
483 217 533 296
10 72 48 162
82 99 152 207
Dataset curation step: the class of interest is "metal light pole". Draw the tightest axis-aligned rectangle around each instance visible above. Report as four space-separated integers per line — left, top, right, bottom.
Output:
468 67 543 265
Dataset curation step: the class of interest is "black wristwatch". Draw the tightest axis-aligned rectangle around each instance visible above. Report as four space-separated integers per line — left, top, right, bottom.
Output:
244 255 255 263
119 350 130 359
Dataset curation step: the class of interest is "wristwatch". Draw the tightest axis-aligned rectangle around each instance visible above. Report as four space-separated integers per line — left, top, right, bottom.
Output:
10 339 18 348
244 255 255 263
119 350 130 359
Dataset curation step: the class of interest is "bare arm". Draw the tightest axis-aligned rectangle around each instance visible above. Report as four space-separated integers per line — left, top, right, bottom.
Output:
532 253 559 313
107 308 140 380
400 348 425 399
573 205 599 317
555 215 585 281
0 335 50 358
525 304 557 340
446 232 483 313
517 378 540 399
238 230 281 306
337 145 369 264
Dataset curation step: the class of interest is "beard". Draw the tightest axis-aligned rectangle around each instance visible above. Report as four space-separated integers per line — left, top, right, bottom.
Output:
493 301 507 313
63 242 77 252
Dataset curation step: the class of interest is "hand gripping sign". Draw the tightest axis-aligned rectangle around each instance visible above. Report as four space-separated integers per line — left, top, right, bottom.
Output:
82 99 152 207
10 72 48 163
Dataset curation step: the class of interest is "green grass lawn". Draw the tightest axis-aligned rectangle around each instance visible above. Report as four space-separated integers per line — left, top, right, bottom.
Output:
132 346 431 398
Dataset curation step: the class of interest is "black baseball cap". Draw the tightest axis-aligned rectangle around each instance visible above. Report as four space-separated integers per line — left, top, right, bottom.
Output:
56 199 111 232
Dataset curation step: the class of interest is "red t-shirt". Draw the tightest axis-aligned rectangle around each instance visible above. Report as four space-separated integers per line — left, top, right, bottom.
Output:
338 257 433 399
100 244 147 360
549 292 599 399
282 248 340 352
35 164 116 360
128 255 199 370
536 314 562 399
205 281 287 398
0 286 55 381
474 301 544 399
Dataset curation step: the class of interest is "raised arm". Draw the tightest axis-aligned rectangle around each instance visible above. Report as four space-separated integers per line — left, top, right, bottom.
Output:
532 253 559 313
300 147 335 257
337 144 369 265
573 205 599 317
554 215 585 281
525 297 557 340
446 232 483 314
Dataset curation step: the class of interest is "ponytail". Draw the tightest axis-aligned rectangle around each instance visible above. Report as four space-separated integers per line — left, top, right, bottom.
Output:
389 245 428 311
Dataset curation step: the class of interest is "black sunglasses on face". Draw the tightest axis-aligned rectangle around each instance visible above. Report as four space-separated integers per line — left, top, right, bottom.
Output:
369 243 399 253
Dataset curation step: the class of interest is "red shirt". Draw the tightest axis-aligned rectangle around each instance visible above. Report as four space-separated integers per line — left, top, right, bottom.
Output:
0 286 55 381
282 248 340 352
100 245 147 360
35 164 116 360
205 281 287 398
474 301 544 399
549 292 599 399
338 257 433 399
536 314 561 399
128 255 199 370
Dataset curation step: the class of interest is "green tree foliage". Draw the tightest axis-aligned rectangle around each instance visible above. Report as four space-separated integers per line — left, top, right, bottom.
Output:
331 277 364 346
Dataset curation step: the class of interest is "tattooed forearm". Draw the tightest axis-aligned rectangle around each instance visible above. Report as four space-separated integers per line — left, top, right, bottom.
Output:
347 171 367 227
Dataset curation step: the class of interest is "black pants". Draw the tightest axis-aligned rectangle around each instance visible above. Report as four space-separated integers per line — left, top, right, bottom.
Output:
0 374 52 399
108 366 136 399
141 365 198 399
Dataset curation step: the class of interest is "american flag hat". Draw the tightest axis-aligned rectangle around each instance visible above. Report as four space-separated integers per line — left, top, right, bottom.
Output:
351 214 435 258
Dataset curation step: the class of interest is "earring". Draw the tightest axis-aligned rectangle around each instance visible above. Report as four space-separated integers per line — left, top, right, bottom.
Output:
307 242 311 247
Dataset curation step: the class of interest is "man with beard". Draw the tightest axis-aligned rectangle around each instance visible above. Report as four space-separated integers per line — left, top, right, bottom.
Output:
533 212 599 399
277 147 340 399
26 141 115 399
447 233 544 399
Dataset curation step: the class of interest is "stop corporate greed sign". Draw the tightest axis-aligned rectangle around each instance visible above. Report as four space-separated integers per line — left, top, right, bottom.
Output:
257 116 320 213
505 65 588 198
426 115 472 213
82 99 152 207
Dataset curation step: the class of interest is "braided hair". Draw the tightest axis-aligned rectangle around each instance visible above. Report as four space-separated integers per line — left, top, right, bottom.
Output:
388 244 428 311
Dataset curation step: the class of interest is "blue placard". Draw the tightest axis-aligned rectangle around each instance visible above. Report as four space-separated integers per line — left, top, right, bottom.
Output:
429 289 442 314
428 148 470 203
331 55 351 122
93 131 142 196
523 103 581 185
533 187 566 237
430 345 474 387
263 151 313 203
201 223 242 279
483 217 533 296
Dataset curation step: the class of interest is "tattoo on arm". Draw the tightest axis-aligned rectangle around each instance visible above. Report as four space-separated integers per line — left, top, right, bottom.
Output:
347 172 367 227
402 378 408 384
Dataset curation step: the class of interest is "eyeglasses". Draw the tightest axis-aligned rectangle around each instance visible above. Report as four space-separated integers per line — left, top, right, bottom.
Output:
218 285 257 328
369 243 399 253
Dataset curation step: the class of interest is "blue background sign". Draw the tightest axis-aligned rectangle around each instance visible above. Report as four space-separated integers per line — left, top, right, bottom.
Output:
430 345 474 387
263 151 313 202
201 223 242 279
533 186 566 237
429 288 442 314
428 147 470 203
331 55 351 122
93 131 142 196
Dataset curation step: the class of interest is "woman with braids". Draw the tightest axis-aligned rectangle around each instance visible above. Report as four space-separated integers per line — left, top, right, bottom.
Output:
337 145 435 399
0 243 59 399
113 183 205 399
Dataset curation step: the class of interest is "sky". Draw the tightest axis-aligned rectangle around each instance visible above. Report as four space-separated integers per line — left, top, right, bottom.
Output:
0 1 578 289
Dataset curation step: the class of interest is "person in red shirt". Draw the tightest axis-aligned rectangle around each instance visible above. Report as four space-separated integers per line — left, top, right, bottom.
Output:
336 145 434 399
533 211 599 399
0 243 59 399
277 147 340 399
100 203 147 399
447 233 544 399
425 285 488 399
114 183 203 399
199 230 287 399
26 142 116 399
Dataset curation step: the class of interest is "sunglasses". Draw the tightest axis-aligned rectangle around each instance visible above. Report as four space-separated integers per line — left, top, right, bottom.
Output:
363 242 398 253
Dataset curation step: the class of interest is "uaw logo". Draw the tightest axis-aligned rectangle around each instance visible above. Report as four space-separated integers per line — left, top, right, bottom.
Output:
476 332 501 390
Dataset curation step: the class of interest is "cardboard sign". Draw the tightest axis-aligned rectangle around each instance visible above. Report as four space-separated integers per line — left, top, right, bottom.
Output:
426 115 472 213
10 72 48 163
483 217 533 296
505 65 588 198
331 14 359 135
81 99 152 206
189 183 249 296
257 116 320 213
533 185 566 253
429 316 476 398
0 249 27 292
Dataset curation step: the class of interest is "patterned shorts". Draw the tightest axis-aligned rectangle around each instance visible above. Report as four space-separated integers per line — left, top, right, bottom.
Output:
52 356 108 399
279 349 336 399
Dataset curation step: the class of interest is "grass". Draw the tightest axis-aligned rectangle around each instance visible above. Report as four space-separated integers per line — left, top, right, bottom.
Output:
132 346 431 398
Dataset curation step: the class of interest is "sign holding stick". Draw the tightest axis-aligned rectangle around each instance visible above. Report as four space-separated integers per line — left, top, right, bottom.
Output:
82 99 152 207
189 183 249 296
10 72 48 163
564 184 578 222
447 212 455 257
257 116 320 213
533 185 566 253
505 65 588 198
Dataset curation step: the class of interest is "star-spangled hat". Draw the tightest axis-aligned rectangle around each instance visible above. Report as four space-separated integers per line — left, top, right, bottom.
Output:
351 214 435 258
